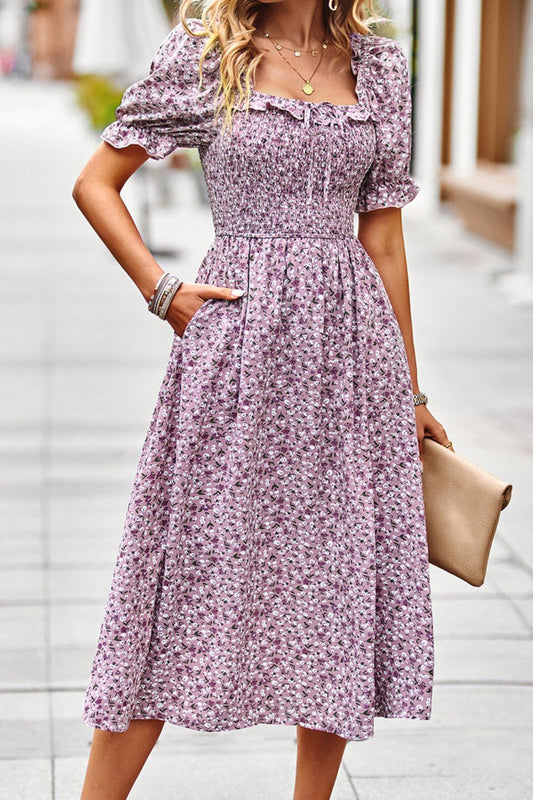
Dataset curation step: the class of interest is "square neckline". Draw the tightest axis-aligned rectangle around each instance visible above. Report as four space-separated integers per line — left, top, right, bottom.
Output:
249 32 363 110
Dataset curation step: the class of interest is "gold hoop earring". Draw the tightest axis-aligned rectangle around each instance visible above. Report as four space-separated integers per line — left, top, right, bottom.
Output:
328 0 339 11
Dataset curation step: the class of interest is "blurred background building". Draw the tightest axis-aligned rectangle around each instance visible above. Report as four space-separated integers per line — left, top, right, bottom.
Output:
3 0 531 293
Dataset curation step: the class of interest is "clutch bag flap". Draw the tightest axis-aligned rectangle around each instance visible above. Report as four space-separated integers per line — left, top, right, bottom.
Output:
421 437 513 587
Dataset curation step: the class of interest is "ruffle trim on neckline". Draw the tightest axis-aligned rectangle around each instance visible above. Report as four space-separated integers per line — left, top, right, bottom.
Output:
238 90 372 124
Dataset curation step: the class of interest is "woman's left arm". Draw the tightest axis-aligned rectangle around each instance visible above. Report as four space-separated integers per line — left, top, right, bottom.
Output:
357 206 453 461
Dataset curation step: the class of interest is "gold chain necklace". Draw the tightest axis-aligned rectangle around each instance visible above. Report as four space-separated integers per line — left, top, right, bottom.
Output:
257 28 327 96
256 26 329 58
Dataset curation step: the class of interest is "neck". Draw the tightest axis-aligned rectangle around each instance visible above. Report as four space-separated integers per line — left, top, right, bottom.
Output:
256 1 327 49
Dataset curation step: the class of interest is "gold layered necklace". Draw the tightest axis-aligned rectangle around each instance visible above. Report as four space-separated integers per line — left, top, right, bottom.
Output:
256 27 329 96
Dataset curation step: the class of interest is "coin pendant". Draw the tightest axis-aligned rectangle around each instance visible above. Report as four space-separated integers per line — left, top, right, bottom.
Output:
302 82 314 95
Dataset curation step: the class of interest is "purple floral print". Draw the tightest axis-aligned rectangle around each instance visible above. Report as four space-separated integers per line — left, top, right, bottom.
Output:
82 17 433 742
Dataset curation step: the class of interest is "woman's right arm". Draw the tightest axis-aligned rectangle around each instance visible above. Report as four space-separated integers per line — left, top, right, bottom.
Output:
72 141 242 336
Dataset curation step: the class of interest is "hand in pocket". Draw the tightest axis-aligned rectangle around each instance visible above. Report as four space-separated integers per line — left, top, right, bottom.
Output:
164 282 244 337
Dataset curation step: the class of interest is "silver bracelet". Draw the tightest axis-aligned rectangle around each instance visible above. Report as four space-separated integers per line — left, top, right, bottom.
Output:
154 275 179 317
413 391 428 406
158 279 183 320
147 272 167 312
147 272 183 319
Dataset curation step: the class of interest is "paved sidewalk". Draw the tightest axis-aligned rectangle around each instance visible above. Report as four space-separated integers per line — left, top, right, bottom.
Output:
0 77 532 800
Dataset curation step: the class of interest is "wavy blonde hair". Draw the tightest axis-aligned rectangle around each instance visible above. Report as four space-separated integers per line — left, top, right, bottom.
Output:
174 0 389 133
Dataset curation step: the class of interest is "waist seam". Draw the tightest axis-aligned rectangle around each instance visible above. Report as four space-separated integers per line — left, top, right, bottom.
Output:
214 230 357 239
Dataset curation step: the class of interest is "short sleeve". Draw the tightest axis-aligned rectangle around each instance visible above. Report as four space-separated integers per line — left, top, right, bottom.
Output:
355 37 420 212
100 19 217 159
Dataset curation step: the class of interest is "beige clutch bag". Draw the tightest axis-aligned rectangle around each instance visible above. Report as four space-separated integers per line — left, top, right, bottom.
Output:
421 437 513 587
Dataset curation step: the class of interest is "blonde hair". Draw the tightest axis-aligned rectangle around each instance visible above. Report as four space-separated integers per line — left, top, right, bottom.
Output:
175 0 389 133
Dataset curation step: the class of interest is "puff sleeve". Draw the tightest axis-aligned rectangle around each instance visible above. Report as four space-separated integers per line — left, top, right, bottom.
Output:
355 36 420 212
100 19 217 159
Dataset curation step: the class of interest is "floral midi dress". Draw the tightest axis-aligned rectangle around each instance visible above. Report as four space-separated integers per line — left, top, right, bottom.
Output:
82 17 434 742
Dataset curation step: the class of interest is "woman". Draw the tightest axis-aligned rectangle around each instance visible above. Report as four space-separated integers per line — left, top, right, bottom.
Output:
72 1 452 798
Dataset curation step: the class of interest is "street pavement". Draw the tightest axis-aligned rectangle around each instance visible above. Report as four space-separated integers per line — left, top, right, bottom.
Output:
1 76 532 800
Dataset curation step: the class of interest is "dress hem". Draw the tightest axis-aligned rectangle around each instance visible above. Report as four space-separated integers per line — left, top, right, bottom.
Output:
81 708 432 743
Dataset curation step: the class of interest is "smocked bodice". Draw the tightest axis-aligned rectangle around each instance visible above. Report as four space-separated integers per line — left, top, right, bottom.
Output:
201 94 376 238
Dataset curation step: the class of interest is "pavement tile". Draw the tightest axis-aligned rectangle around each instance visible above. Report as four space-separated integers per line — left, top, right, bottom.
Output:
0 692 52 759
0 692 49 721
0 501 42 536
49 604 105 649
0 606 46 649
0 568 46 604
0 759 52 800
52 719 93 760
0 721 51 760
0 649 47 690
342 728 532 799
0 367 45 429
48 647 94 690
47 567 111 604
47 534 119 567
428 684 533 729
512 598 533 628
428 563 505 597
49 689 86 721
352 774 527 800
487 559 533 597
431 596 532 638
48 366 166 428
0 462 43 492
0 537 44 568
433 637 533 683
47 498 128 538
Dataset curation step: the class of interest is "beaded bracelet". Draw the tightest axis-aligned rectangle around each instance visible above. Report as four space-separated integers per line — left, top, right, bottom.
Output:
147 272 183 320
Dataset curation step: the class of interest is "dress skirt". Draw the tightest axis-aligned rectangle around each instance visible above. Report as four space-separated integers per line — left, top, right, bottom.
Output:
82 232 434 741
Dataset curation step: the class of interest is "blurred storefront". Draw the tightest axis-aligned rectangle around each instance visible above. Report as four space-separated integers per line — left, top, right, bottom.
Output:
438 0 526 252
386 0 527 247
27 0 80 79
387 0 532 298
24 0 173 80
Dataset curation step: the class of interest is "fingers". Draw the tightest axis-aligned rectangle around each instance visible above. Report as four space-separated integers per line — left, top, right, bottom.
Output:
426 423 455 453
198 284 245 301
435 424 448 445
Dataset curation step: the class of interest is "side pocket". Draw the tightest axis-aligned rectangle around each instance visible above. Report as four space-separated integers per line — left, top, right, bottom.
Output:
181 297 217 341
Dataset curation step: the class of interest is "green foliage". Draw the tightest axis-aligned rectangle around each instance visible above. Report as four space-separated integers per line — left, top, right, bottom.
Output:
73 74 126 132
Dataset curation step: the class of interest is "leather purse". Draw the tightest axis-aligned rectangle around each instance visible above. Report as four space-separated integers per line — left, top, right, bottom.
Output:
421 437 513 587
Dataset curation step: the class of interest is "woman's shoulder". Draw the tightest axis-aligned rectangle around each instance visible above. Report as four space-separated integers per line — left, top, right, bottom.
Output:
149 17 220 89
350 32 411 110
350 31 408 61
350 31 410 81
170 16 210 43
153 17 216 66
